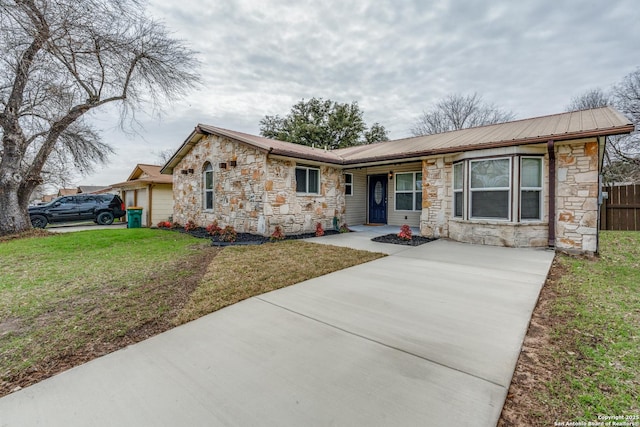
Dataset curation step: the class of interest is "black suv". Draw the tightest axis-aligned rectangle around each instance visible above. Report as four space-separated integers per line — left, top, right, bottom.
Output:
29 194 126 228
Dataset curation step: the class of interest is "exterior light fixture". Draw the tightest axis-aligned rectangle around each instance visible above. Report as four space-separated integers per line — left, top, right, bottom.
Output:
388 171 394 180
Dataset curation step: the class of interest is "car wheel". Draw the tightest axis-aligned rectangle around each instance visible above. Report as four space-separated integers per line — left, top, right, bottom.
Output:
31 215 48 229
96 211 114 225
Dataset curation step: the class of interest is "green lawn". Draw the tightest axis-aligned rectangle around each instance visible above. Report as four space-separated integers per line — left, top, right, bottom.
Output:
0 228 384 395
542 231 640 420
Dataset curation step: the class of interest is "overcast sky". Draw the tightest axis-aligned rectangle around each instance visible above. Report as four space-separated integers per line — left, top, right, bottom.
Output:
80 0 639 187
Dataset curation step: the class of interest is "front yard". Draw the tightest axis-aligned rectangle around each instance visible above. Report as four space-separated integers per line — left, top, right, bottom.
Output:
0 229 384 396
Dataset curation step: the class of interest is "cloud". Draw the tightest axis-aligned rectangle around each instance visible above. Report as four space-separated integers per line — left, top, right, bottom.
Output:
80 0 640 185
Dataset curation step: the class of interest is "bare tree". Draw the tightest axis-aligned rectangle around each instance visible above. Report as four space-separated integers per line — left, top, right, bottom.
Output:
154 148 175 165
411 93 515 136
567 74 640 183
566 88 613 111
0 0 199 235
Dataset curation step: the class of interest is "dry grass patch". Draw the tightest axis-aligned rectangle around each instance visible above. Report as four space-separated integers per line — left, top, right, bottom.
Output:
176 241 385 323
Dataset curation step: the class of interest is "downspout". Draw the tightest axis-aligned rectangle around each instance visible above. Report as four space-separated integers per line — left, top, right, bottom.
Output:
547 140 556 248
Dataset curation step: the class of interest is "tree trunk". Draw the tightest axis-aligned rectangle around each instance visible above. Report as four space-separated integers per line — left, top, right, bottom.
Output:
0 181 32 236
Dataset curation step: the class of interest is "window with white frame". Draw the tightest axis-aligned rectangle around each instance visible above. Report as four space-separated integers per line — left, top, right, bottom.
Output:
520 157 543 220
469 158 511 220
395 172 422 211
345 173 353 196
203 162 214 210
295 165 320 194
453 163 464 217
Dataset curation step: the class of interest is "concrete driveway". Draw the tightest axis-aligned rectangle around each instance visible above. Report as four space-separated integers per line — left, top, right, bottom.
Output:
0 233 554 426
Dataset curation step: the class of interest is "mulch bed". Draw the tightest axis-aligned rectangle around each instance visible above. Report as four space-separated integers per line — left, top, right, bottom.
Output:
167 227 341 245
371 233 437 246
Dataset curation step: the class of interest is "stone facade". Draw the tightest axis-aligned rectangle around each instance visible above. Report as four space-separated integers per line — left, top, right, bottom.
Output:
172 135 345 235
448 220 549 247
419 140 601 251
555 140 599 253
419 157 452 238
171 133 601 253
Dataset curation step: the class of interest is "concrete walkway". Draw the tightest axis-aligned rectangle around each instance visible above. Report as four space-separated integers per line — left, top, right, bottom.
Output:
0 231 554 426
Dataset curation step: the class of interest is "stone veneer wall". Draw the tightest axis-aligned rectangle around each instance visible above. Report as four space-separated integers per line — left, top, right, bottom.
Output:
555 140 599 253
172 135 345 235
448 220 548 247
419 157 452 238
419 141 600 252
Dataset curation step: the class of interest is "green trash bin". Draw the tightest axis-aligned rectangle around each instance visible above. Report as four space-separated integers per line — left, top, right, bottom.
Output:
127 207 143 228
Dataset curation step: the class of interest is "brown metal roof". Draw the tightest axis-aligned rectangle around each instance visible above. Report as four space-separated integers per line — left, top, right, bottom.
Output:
161 107 634 173
333 106 634 164
111 164 172 188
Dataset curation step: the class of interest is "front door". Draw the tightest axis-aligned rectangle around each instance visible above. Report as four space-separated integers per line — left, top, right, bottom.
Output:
368 175 387 224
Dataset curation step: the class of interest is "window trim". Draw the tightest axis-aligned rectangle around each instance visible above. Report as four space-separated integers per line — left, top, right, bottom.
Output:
295 165 320 194
468 157 512 221
394 171 422 212
453 162 464 218
203 162 214 211
345 173 353 196
519 156 544 222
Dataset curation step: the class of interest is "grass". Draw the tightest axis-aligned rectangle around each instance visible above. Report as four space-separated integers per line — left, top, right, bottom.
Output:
0 229 384 395
541 231 640 420
175 240 384 323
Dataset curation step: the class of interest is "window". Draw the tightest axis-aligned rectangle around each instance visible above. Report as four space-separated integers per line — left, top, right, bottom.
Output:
395 172 422 211
469 158 511 219
203 162 214 210
521 157 543 220
345 173 353 196
453 163 464 217
296 165 320 194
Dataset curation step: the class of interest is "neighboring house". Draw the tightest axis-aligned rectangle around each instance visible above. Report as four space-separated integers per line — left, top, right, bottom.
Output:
161 107 634 254
77 185 110 194
57 188 78 197
110 164 174 226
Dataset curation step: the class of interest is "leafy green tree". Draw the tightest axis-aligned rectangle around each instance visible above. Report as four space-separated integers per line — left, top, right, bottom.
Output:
259 98 388 149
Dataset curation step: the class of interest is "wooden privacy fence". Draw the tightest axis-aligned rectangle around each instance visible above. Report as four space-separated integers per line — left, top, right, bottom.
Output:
600 184 640 231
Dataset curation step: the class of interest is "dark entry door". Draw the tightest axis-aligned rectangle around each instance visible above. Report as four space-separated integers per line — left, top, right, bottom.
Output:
368 175 387 224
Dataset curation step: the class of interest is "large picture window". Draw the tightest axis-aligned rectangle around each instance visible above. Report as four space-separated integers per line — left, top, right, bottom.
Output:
521 157 543 220
296 165 320 194
203 162 214 210
395 172 422 211
469 158 511 220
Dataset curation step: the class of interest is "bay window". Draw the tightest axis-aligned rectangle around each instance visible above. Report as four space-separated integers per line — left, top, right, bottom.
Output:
453 155 544 222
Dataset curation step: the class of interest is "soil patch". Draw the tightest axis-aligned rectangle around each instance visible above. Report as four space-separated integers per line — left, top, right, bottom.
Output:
371 233 437 246
497 255 566 426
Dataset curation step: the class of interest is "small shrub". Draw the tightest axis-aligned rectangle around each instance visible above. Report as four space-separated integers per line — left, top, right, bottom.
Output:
184 220 197 232
157 221 172 228
270 226 285 242
339 223 350 233
206 221 222 236
398 224 412 241
221 225 237 242
315 222 325 237
171 222 180 229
